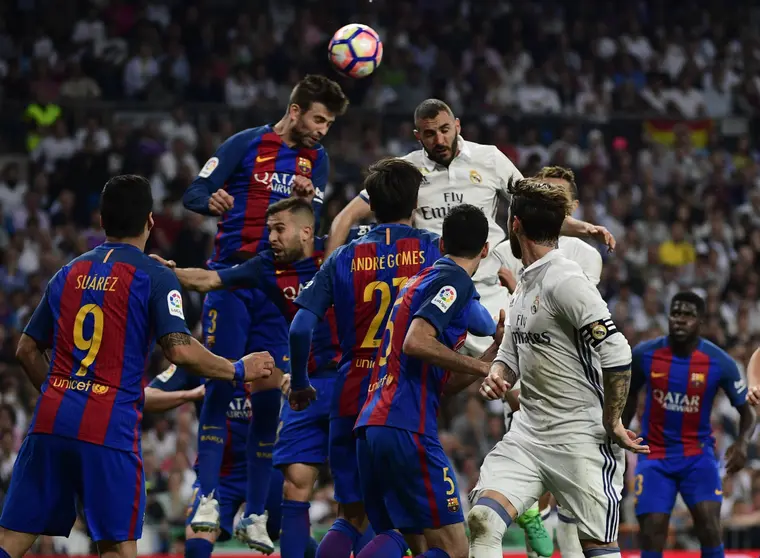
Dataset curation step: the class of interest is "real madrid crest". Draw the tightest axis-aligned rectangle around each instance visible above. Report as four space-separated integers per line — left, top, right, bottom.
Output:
591 322 608 340
297 156 312 176
469 170 482 184
531 295 539 314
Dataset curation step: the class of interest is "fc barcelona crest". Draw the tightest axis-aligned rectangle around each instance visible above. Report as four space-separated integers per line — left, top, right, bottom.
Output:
447 497 460 513
690 373 705 388
297 156 312 176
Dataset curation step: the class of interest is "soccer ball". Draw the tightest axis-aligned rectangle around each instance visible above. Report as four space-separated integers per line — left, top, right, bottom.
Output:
328 23 383 79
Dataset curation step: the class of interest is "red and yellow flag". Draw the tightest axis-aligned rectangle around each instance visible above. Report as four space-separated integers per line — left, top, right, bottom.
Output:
643 119 713 148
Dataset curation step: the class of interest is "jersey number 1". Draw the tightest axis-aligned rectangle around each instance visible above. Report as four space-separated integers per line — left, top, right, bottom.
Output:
73 304 104 376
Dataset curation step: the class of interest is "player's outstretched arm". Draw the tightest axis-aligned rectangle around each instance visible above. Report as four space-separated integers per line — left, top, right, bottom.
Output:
719 354 756 473
325 195 373 256
403 317 490 378
747 348 760 405
144 384 206 413
445 310 506 395
560 215 616 251
150 255 224 293
158 332 273 382
16 333 50 392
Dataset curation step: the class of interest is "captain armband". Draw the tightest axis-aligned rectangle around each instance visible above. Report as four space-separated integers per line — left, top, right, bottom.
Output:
580 318 619 348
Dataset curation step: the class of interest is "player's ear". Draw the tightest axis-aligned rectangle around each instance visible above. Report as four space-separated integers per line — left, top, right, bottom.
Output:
572 200 579 212
289 103 301 121
455 118 461 134
147 212 155 232
480 242 489 260
413 129 421 143
438 237 446 254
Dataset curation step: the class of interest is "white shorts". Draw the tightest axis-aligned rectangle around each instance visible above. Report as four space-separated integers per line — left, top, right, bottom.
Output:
461 283 510 356
471 430 624 543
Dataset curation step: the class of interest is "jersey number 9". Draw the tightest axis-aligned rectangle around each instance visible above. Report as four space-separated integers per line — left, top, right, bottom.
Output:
73 303 104 377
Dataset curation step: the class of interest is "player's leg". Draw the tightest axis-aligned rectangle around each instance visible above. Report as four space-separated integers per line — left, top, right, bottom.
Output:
317 415 374 558
468 433 545 558
79 441 146 558
555 502 584 558
238 290 288 548
632 457 677 558
185 481 219 558
0 434 78 558
680 454 725 558
192 291 250 531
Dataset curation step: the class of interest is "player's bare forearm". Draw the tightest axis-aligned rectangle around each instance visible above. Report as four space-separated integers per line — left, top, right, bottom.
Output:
443 335 503 395
560 216 592 237
158 333 235 380
174 268 222 293
490 360 518 388
16 334 50 391
143 386 202 413
602 368 631 432
736 403 756 445
326 196 373 256
504 388 520 412
403 319 489 377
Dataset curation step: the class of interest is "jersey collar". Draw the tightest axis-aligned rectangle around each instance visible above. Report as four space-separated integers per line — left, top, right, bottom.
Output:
421 135 470 171
522 248 562 275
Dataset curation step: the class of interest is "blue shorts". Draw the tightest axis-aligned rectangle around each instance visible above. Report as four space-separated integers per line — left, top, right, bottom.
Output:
273 373 335 467
186 467 246 541
329 415 363 504
357 426 464 532
634 453 722 516
202 289 289 371
0 434 145 542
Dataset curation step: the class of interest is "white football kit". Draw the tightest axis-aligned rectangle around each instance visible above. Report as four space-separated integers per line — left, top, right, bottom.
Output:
359 137 522 356
471 250 632 543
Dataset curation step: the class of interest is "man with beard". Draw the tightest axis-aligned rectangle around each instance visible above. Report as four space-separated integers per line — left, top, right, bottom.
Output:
181 75 348 554
473 177 644 558
623 292 754 558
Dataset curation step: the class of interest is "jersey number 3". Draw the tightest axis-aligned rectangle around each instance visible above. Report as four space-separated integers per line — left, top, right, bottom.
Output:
73 304 104 376
361 277 409 349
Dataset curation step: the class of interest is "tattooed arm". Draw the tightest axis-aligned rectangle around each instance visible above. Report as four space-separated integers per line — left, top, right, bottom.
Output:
602 368 632 434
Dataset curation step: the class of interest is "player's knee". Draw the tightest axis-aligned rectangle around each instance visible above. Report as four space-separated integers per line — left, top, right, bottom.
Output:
185 525 217 544
467 503 508 548
693 508 722 547
339 502 367 530
282 466 315 502
637 514 668 551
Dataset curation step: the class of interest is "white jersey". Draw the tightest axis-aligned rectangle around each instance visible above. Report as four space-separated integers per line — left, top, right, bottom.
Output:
496 250 632 444
494 236 603 287
360 137 523 283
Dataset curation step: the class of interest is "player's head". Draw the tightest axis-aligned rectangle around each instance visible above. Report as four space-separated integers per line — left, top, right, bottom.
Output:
535 166 579 212
265 197 315 262
440 204 489 276
363 158 422 223
507 177 572 260
100 174 154 242
413 99 461 167
287 74 349 148
668 291 705 344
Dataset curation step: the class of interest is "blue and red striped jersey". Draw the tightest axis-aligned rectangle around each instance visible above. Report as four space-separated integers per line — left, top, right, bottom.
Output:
217 236 341 374
182 125 329 269
632 336 748 460
24 242 191 452
355 257 478 436
295 224 441 418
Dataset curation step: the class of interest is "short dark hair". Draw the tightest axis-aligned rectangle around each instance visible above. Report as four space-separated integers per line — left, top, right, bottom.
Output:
289 74 349 116
535 166 578 201
100 174 153 238
442 205 488 258
265 197 314 224
364 158 422 223
670 292 706 316
508 178 571 244
413 98 454 126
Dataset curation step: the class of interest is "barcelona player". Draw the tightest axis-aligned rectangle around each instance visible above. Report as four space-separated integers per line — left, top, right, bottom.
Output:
289 158 440 557
145 365 301 557
623 292 756 558
352 205 503 558
181 74 348 552
152 197 357 558
0 175 273 558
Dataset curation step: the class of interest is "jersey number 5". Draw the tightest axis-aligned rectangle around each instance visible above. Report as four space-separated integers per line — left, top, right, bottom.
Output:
360 277 409 349
73 304 104 377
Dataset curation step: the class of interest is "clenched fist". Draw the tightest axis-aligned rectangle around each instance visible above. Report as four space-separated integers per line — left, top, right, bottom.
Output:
241 351 275 381
292 176 316 203
208 189 234 215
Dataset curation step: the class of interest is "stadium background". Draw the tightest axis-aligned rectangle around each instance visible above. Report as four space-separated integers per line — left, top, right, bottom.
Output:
1 0 760 555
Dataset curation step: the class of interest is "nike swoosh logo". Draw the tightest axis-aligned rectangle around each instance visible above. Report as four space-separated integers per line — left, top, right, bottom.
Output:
651 372 667 379
256 155 276 163
283 356 290 362
202 426 223 431
259 442 275 447
715 489 723 496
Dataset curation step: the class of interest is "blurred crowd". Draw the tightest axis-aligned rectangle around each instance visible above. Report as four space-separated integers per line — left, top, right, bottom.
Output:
2 0 760 553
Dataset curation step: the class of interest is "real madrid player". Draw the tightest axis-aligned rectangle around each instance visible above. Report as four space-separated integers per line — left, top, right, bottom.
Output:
471 177 646 558
495 166 602 558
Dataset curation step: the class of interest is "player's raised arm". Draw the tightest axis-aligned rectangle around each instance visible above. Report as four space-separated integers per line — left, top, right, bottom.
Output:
183 129 257 216
16 279 57 390
718 352 756 473
325 194 373 256
445 308 505 396
150 266 273 382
